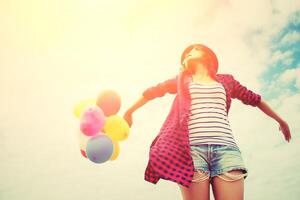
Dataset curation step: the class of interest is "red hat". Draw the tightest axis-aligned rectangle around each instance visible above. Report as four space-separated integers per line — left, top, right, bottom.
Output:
180 44 218 75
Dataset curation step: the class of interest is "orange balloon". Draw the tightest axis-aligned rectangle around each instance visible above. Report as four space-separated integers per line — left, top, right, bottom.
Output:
96 90 121 116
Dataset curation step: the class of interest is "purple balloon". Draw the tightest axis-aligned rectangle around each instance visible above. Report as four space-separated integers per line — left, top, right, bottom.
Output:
80 106 105 136
86 134 113 164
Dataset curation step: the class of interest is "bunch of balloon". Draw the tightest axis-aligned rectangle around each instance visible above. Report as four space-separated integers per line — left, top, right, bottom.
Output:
73 90 130 164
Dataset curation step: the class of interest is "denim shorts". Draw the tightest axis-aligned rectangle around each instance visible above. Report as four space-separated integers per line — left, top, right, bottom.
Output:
190 144 248 182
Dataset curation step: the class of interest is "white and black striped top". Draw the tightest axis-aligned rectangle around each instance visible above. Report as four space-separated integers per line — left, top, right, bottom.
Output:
188 81 238 148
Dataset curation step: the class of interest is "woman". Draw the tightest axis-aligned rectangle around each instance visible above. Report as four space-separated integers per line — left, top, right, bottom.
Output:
123 44 291 200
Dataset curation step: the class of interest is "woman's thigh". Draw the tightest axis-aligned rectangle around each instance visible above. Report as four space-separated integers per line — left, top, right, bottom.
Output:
178 145 211 200
211 170 244 200
210 145 248 200
178 170 210 200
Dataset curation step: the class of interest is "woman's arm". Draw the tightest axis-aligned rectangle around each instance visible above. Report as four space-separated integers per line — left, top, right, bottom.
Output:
123 75 178 127
229 74 291 142
123 96 148 127
230 74 262 107
257 99 292 143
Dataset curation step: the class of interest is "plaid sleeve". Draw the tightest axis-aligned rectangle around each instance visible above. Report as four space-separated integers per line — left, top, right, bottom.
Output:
142 75 178 100
230 74 262 107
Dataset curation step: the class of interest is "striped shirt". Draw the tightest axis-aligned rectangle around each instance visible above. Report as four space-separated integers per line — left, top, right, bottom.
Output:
143 73 262 187
188 81 238 148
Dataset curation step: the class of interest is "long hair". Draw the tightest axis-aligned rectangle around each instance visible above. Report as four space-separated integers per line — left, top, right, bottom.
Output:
180 44 219 79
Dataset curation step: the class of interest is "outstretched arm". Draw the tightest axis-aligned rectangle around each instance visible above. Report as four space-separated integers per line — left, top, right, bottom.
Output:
123 75 178 127
123 96 148 127
229 74 291 143
257 99 291 143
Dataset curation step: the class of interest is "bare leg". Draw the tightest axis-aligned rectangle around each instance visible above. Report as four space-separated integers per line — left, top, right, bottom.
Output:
211 169 246 200
178 170 210 200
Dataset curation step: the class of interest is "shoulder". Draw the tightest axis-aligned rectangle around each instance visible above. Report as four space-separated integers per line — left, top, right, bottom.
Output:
216 73 234 81
166 74 178 84
216 73 236 90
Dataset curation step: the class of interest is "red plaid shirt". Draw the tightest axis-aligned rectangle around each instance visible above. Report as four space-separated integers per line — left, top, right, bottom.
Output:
142 72 262 188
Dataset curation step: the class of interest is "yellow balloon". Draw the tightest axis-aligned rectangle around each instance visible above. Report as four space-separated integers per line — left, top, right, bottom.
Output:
110 140 120 160
103 115 130 141
73 99 96 118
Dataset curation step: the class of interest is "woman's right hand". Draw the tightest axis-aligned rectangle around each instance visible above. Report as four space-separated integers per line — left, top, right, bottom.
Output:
123 111 133 128
279 120 291 142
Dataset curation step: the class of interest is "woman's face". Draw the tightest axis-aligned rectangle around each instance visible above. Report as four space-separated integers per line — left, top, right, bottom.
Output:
183 46 204 66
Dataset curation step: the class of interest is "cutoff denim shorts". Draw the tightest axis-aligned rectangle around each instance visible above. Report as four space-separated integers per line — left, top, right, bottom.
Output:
190 144 248 182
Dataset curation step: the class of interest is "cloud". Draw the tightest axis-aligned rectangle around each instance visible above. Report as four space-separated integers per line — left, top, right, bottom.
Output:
291 10 300 25
269 91 300 138
261 63 300 102
270 50 294 66
280 30 300 44
278 64 300 87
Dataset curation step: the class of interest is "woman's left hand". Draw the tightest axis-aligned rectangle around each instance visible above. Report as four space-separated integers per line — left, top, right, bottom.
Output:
278 120 291 142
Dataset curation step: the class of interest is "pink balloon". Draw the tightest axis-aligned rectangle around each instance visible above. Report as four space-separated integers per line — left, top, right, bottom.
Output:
80 149 87 158
96 90 121 116
80 106 105 136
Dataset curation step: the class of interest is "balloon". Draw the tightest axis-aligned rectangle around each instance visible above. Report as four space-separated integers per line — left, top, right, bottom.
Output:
103 115 130 141
78 131 90 158
96 90 121 116
73 98 96 118
80 149 87 158
86 134 114 164
110 140 120 161
80 106 105 136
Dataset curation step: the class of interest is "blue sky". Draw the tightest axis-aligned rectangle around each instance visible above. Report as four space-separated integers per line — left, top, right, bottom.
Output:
261 11 300 99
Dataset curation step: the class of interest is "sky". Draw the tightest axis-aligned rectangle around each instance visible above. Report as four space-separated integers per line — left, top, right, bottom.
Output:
0 0 300 199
